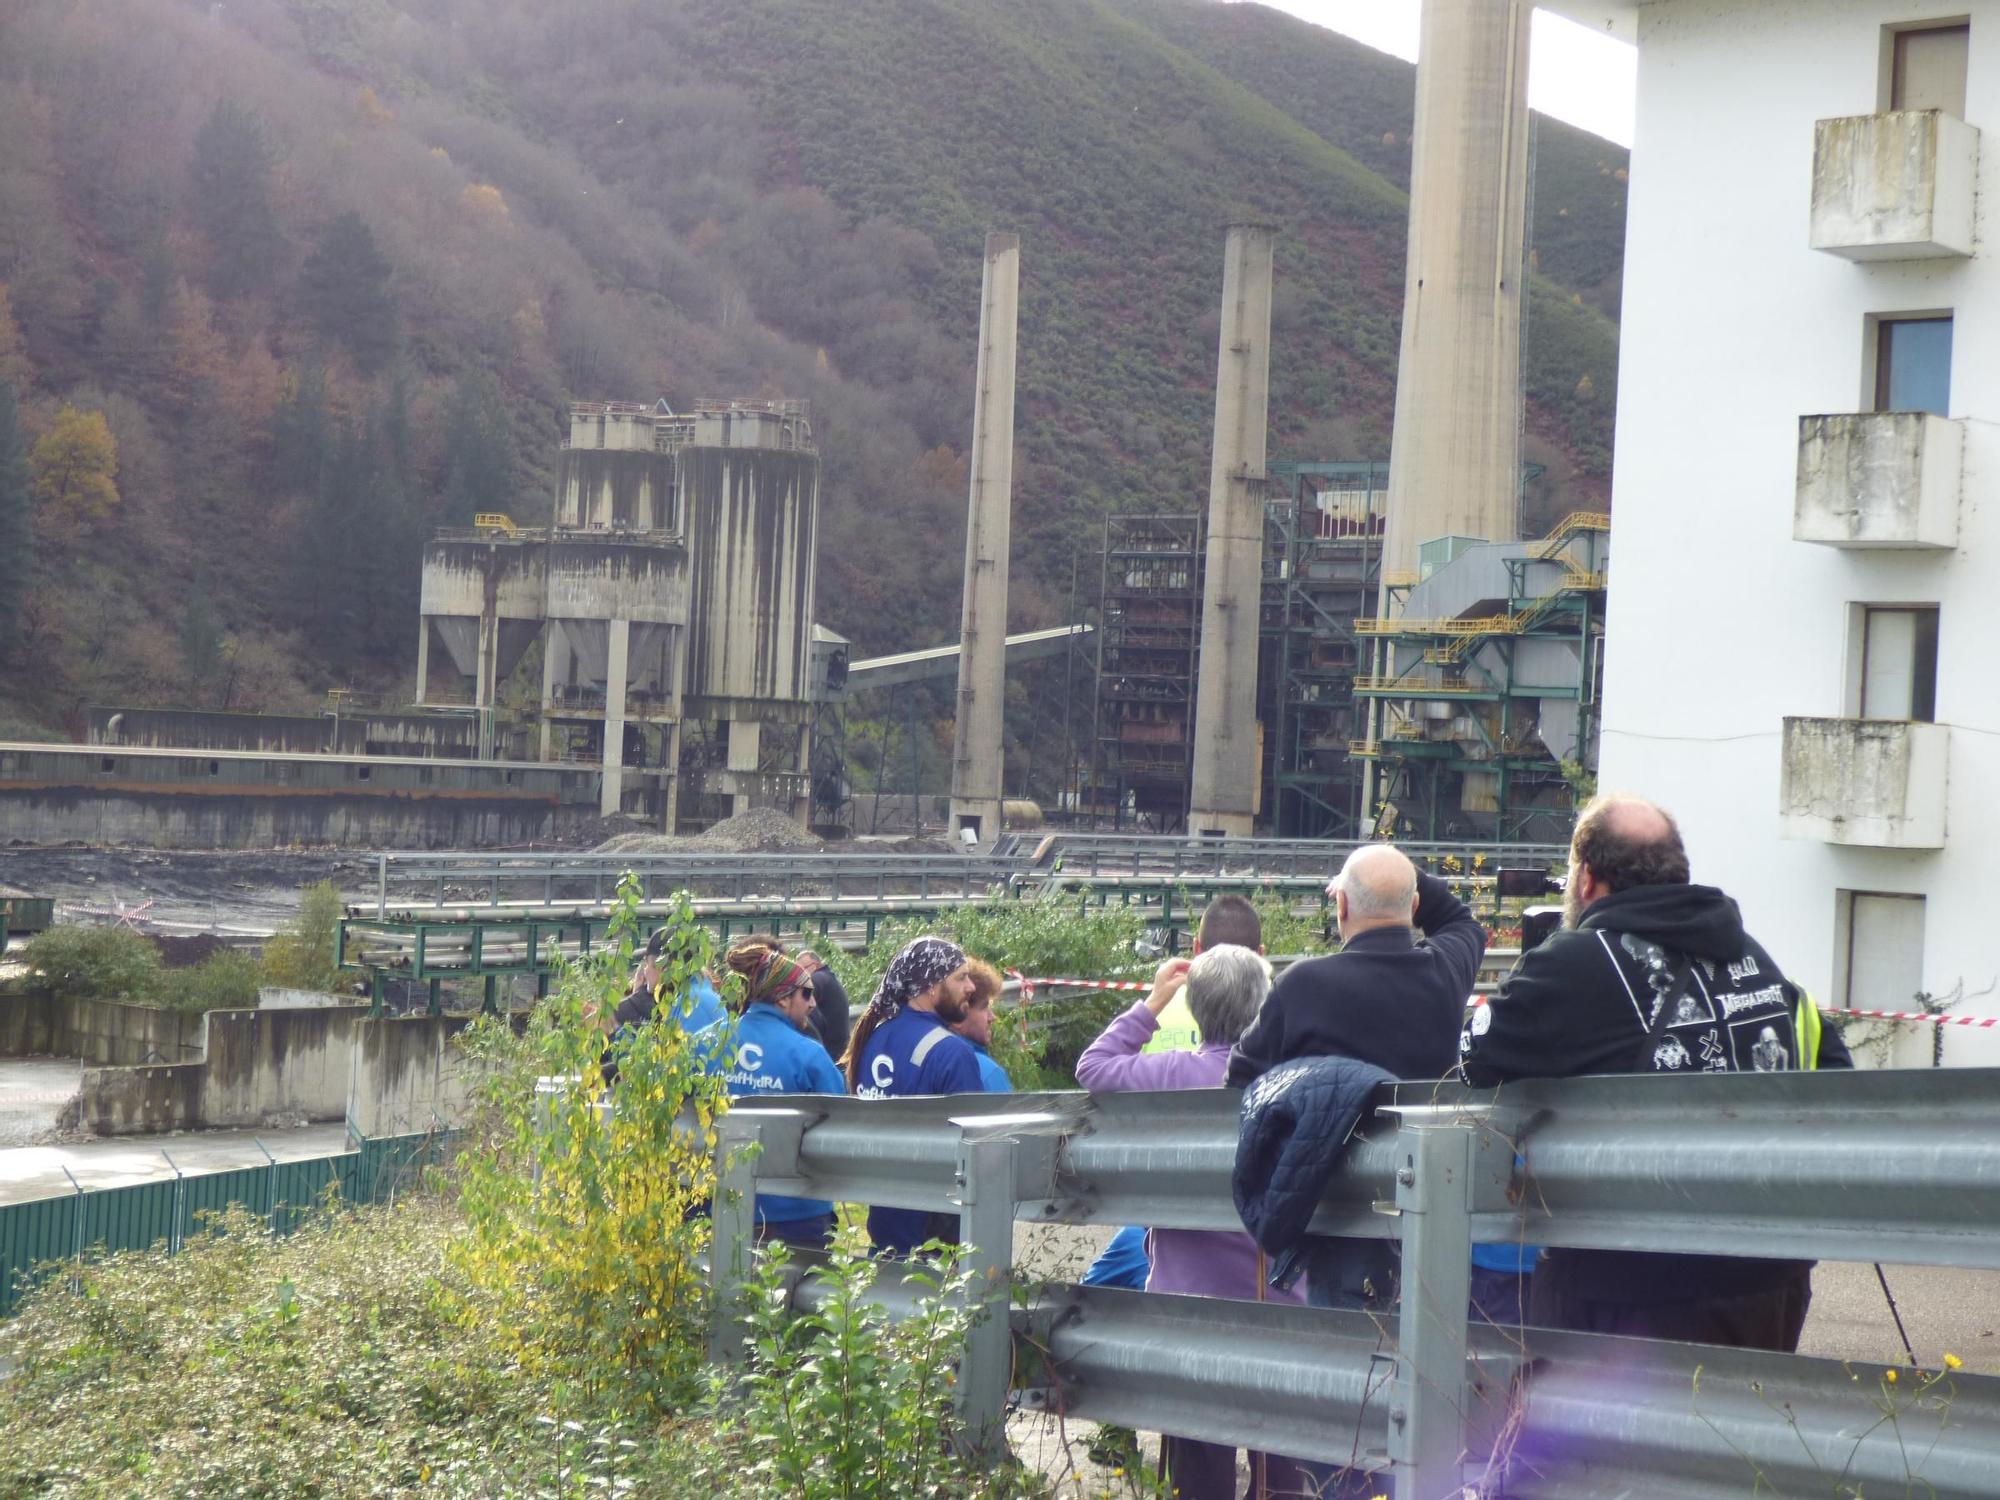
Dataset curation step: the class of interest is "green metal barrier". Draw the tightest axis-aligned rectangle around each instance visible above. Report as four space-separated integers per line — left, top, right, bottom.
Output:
0 1130 455 1317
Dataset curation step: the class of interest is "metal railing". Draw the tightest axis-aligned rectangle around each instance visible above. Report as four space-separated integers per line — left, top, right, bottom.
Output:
369 839 1566 916
705 1070 2000 1498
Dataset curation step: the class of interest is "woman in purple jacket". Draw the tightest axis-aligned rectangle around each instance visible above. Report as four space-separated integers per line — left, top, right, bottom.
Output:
1074 945 1312 1499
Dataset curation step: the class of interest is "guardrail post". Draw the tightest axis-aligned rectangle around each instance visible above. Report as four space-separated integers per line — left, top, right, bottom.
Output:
954 1130 1020 1455
707 1110 783 1368
1387 1110 1479 1500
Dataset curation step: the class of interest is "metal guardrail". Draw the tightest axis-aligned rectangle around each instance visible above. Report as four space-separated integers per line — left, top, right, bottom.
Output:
1031 835 1567 880
704 1071 2000 1498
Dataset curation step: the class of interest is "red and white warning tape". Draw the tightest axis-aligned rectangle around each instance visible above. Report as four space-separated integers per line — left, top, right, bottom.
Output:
1819 1006 2000 1030
1010 974 1998 1031
1007 971 1153 1004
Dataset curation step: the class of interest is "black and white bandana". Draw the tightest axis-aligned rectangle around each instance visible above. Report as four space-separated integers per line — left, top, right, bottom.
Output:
864 936 968 1022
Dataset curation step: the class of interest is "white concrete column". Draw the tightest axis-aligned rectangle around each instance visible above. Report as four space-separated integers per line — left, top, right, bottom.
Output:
1379 0 1531 587
1188 223 1276 839
600 617 630 817
950 232 1020 845
727 718 762 818
415 622 431 708
538 621 565 762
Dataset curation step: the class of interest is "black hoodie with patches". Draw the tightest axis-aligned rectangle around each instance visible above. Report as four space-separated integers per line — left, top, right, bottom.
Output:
1461 882 1851 1301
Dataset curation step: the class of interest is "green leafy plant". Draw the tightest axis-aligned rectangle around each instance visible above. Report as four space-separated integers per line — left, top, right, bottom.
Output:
155 947 263 1012
18 924 161 1003
718 1236 1041 1500
260 879 346 993
451 875 732 1418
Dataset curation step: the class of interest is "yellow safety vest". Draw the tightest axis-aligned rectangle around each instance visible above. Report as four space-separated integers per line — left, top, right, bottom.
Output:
1142 993 1202 1054
1795 987 1823 1070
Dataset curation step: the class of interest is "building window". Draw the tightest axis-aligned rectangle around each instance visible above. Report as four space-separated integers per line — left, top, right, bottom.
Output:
1852 605 1940 721
1885 22 1970 116
1837 889 1927 1019
1872 315 1953 415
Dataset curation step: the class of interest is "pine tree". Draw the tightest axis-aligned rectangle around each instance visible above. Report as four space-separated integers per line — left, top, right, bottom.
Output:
188 100 286 300
440 369 518 525
298 211 398 374
0 382 31 662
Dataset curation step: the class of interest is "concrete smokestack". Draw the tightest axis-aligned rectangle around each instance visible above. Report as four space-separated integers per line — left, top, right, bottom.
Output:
1188 223 1276 839
949 232 1020 843
1379 0 1531 584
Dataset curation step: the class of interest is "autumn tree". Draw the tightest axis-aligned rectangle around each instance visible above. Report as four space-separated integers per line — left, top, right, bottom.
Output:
0 382 30 660
188 100 286 300
31 405 120 525
298 211 398 374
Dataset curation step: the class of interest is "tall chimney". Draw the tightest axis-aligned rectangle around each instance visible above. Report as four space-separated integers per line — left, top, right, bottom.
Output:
1379 0 1531 585
1188 223 1276 839
949 232 1020 844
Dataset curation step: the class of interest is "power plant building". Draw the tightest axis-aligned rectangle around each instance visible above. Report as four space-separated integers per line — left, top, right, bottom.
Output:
416 398 821 829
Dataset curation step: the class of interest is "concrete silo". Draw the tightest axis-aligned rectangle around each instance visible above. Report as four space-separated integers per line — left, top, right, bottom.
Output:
676 400 821 826
415 532 546 759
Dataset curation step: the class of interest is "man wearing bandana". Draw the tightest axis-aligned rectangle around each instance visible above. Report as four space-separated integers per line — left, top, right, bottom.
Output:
844 935 980 1256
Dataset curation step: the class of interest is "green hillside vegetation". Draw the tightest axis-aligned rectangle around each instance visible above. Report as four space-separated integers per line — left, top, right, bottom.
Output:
0 0 1622 744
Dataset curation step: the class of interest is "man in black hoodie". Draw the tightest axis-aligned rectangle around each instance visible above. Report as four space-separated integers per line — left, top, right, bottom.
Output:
1461 794 1850 1350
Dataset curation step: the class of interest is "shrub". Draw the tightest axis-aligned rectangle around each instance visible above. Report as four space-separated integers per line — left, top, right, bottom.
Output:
452 877 732 1418
261 879 345 993
705 1237 1045 1500
18 923 161 1002
155 947 264 1013
0 1201 638 1499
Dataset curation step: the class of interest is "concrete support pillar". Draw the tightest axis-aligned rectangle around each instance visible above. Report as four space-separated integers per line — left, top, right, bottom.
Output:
1188 223 1276 839
600 618 630 818
415 622 431 708
662 720 682 833
1379 0 1531 587
949 232 1020 846
728 718 762 818
538 622 565 762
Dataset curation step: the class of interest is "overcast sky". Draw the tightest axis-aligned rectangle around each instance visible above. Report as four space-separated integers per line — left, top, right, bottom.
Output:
1227 1 1637 146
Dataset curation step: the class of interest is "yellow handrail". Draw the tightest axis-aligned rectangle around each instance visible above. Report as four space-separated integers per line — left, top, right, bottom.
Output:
473 512 518 535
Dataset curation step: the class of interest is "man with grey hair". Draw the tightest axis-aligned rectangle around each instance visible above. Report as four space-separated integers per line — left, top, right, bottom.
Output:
1226 842 1486 1088
1075 946 1312 1497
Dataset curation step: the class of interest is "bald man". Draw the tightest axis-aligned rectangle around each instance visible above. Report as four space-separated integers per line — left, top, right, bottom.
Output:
1225 842 1486 1088
1461 793 1849 1352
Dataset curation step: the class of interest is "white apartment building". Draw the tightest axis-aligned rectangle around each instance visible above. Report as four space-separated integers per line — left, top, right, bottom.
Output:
1556 1 1996 1064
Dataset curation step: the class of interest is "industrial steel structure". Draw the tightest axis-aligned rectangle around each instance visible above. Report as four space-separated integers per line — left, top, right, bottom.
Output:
1353 510 1607 841
415 398 821 830
1087 515 1205 829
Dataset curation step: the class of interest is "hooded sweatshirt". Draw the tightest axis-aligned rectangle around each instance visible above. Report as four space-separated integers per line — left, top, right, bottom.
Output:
1461 882 1850 1301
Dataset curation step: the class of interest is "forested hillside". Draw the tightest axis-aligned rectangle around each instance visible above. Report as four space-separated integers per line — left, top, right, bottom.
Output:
0 0 1624 739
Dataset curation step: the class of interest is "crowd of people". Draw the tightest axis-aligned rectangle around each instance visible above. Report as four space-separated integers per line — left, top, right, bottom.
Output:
594 792 1840 1498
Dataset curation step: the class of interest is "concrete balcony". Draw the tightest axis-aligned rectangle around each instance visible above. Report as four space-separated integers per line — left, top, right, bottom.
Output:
1810 111 1977 260
1780 717 1948 849
1795 412 1962 549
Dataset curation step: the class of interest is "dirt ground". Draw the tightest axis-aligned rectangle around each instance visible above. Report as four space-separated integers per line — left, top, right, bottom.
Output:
0 848 377 938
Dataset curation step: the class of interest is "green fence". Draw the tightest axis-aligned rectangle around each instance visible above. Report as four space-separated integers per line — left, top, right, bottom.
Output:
0 1130 454 1317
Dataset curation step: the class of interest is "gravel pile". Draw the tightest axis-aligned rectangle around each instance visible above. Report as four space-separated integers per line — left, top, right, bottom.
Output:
594 807 825 856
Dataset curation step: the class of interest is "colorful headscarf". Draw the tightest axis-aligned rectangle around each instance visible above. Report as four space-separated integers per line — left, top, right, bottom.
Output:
743 947 812 1006
864 936 968 1022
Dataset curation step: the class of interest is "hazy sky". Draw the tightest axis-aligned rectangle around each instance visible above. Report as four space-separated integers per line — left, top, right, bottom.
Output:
1227 1 1637 146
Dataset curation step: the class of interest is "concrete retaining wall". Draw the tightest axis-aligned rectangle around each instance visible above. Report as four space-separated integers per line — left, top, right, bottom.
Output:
0 994 204 1065
0 996 479 1136
0 742 609 849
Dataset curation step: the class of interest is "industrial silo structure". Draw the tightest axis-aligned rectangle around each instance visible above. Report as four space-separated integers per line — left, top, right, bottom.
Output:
676 400 821 827
415 530 546 759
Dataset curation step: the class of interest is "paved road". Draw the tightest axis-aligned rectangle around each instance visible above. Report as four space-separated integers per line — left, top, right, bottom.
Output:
0 1121 353 1205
